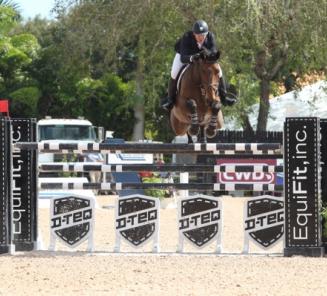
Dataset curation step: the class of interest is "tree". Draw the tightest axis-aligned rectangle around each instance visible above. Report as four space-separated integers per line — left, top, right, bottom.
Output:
18 12 138 135
26 0 327 137
76 74 136 138
215 0 327 131
50 0 188 141
0 4 41 117
0 3 18 35
16 15 94 118
0 0 19 12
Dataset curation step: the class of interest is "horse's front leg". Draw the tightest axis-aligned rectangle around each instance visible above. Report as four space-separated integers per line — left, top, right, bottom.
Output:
186 99 200 136
206 101 221 138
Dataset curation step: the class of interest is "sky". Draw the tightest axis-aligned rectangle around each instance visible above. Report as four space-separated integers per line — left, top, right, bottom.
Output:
16 0 56 20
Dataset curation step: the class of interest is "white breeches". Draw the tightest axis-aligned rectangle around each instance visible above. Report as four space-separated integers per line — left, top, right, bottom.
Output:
171 53 185 79
170 53 223 80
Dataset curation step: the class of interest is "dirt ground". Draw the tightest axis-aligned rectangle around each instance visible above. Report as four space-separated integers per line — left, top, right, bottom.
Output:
0 195 326 296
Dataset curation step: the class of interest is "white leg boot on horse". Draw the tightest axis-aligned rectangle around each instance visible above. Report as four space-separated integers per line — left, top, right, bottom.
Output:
206 101 222 138
186 99 200 137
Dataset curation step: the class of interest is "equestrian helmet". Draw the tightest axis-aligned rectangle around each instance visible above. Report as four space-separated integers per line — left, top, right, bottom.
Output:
192 20 208 35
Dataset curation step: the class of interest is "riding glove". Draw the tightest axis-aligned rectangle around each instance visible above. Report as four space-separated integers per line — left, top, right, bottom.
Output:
190 53 201 62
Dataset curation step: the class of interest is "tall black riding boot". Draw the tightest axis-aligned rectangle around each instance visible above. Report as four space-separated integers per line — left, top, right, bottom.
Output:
162 78 177 111
219 76 238 106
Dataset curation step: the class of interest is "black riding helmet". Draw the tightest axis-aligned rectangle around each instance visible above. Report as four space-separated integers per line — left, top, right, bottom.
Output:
192 20 208 34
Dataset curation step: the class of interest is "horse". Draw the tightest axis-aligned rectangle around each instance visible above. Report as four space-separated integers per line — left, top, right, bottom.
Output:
169 52 224 143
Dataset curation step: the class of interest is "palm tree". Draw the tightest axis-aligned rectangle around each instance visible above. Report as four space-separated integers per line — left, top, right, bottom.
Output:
0 0 18 8
0 0 20 20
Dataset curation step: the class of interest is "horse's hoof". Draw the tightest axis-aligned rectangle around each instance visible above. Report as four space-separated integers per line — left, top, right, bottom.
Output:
206 127 217 138
188 125 200 136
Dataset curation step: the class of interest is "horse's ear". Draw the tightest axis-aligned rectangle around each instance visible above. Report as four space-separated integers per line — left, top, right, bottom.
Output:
206 50 220 62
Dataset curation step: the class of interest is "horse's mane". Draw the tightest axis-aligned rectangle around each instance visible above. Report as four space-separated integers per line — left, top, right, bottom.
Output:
201 50 220 63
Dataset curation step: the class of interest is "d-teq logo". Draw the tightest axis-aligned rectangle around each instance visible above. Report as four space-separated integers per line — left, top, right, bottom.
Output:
115 195 159 249
243 195 284 251
50 195 95 249
178 195 222 251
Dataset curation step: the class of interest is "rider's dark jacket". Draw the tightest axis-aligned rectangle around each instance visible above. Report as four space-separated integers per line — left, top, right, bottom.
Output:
174 31 218 63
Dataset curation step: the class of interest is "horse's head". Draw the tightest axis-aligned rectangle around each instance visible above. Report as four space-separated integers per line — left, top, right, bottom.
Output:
195 52 221 106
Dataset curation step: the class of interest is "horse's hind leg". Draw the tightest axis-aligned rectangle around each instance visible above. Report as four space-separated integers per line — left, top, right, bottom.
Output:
186 99 200 136
206 102 222 138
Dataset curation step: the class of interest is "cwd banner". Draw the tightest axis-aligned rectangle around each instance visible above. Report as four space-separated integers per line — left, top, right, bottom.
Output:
216 158 277 185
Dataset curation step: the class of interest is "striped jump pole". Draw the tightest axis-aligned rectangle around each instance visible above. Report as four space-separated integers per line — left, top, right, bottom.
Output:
15 142 283 155
38 181 284 192
39 163 284 173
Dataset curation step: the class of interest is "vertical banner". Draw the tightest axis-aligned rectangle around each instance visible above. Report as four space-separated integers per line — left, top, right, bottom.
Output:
284 117 324 257
0 118 11 253
320 119 327 204
11 119 37 251
320 119 327 248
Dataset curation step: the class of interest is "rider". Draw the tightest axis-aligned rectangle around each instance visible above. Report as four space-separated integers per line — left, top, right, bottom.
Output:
162 20 237 111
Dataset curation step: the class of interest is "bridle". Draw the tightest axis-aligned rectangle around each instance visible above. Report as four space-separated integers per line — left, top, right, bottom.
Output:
199 65 220 104
200 83 219 99
200 69 219 105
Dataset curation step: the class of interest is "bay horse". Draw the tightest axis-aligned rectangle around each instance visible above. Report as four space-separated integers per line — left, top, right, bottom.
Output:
170 52 224 143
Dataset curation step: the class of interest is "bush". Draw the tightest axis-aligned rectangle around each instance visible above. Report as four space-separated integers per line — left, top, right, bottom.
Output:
142 175 170 200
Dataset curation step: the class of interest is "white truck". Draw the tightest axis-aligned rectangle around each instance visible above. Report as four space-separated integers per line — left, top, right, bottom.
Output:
37 117 104 182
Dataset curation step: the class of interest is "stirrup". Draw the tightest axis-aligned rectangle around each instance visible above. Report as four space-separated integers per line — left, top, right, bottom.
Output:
221 92 237 106
226 91 238 100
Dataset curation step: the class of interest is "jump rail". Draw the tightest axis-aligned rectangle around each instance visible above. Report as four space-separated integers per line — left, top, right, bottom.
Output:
39 181 284 192
15 142 283 155
1 117 326 257
39 163 284 173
